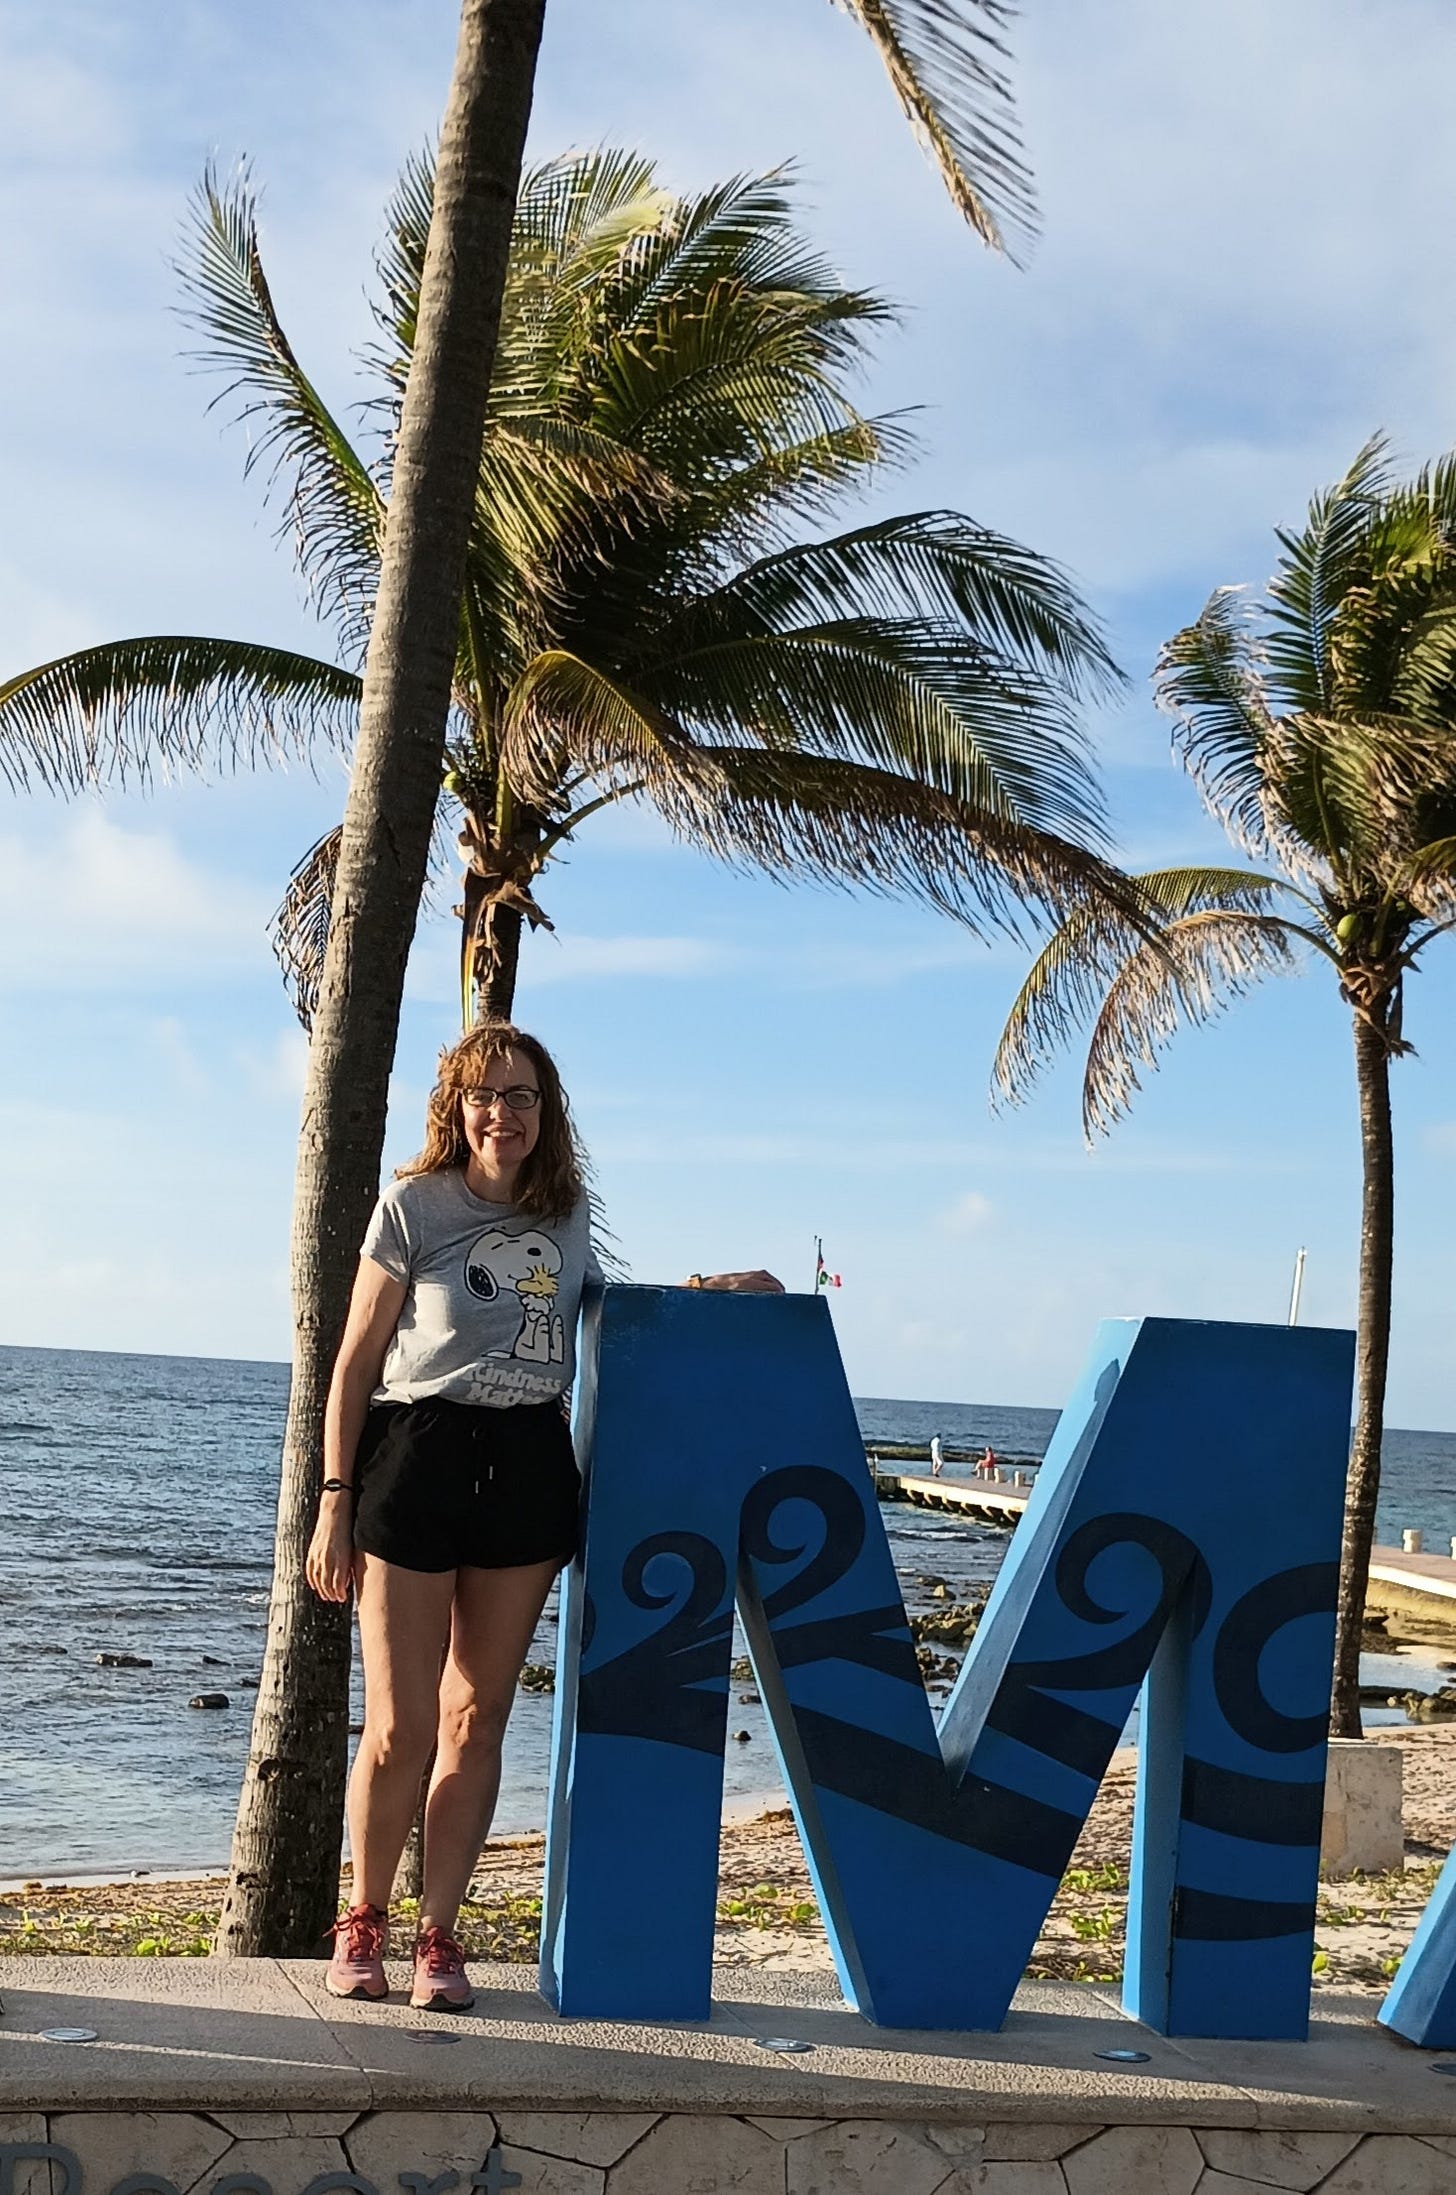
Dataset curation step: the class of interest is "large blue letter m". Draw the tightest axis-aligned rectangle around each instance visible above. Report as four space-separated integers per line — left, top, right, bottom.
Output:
542 1290 1353 2039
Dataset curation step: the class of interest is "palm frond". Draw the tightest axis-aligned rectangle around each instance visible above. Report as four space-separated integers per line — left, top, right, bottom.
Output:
1081 911 1307 1139
663 513 1123 698
500 651 717 803
375 145 676 405
179 165 385 659
1265 434 1392 714
632 744 1140 942
690 414 915 543
1259 714 1456 890
511 145 665 268
269 826 341 1031
464 420 677 663
1319 464 1456 726
372 152 914 690
993 866 1297 1108
0 637 361 794
592 167 889 352
639 616 1109 844
1156 588 1278 858
1395 833 1456 922
272 800 462 1030
588 289 886 478
1389 600 1456 726
1012 440 1456 1141
833 0 1037 261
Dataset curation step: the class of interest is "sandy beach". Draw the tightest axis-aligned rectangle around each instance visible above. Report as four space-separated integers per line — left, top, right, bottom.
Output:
5 1721 1453 1997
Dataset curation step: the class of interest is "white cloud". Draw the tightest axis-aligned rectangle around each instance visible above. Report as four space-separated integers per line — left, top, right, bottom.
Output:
0 807 276 996
405 913 1014 1007
0 28 129 166
148 1015 211 1094
778 934 1006 987
406 925 741 1005
0 808 272 990
943 1190 994 1235
236 1027 310 1105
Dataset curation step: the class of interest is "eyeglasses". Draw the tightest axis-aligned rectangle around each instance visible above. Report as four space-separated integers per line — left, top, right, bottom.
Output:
461 1084 541 1113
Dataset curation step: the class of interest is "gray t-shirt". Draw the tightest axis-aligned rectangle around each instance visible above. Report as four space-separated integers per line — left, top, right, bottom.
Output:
362 1168 603 1408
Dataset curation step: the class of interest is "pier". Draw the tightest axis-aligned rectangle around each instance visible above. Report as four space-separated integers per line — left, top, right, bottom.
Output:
1368 1543 1456 1613
873 1461 1456 1619
872 1465 1037 1529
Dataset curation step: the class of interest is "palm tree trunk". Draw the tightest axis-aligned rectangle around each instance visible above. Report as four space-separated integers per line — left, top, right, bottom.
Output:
477 898 523 1021
215 0 547 1958
1329 1011 1396 1738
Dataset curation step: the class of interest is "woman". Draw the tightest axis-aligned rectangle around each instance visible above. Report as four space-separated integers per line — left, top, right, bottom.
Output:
306 1021 780 2011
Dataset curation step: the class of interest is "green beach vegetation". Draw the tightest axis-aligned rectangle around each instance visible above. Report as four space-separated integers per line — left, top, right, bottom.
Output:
994 436 1456 1739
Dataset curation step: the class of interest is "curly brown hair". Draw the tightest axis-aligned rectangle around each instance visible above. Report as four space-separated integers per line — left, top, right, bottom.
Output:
396 1022 586 1220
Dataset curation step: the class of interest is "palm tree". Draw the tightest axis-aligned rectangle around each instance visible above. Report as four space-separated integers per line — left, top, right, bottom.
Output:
262 0 1037 1961
236 148 1120 1029
3 151 1124 1029
993 437 1456 1739
0 1 1059 1958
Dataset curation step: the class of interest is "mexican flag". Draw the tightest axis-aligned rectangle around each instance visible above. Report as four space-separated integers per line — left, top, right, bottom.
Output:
815 1256 842 1290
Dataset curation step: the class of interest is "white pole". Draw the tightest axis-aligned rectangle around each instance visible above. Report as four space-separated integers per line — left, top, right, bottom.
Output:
1288 1246 1307 1327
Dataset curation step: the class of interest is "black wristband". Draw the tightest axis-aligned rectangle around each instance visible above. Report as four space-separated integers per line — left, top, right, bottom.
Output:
321 1478 354 1496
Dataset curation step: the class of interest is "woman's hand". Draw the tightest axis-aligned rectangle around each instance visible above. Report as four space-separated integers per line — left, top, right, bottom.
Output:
688 1269 785 1294
306 1494 356 1603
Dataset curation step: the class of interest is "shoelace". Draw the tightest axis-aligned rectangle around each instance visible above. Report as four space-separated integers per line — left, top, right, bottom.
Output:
416 1924 466 1975
330 1905 387 1962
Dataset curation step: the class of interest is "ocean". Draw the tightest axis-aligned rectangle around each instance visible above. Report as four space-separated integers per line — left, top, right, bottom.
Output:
2 1342 1453 1879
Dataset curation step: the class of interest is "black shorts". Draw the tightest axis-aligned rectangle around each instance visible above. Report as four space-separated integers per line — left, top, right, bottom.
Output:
353 1396 581 1574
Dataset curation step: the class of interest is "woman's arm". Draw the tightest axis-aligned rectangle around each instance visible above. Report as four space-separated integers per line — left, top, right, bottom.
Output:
306 1257 408 1603
683 1270 784 1293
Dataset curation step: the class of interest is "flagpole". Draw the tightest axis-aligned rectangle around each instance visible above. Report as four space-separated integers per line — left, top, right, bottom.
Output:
813 1234 823 1295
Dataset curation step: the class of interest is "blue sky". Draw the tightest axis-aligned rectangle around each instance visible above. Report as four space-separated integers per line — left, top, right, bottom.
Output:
3 0 1455 1422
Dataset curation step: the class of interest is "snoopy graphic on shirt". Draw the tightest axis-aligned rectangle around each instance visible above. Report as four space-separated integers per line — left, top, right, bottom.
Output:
464 1226 566 1364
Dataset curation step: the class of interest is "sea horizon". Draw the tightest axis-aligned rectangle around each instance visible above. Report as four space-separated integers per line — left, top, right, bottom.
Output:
3 1334 1450 1442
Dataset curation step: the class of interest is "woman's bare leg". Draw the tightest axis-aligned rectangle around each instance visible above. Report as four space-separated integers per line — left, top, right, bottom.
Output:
419 1558 559 1936
349 1555 456 1911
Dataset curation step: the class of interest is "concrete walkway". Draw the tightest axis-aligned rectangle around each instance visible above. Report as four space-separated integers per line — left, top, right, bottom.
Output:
0 1959 1451 2133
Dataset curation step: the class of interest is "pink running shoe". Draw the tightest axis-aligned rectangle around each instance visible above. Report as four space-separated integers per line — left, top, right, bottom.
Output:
411 1924 475 2011
326 1902 389 2001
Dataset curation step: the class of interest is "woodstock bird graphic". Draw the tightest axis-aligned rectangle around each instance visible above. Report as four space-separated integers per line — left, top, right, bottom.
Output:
464 1228 565 1363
